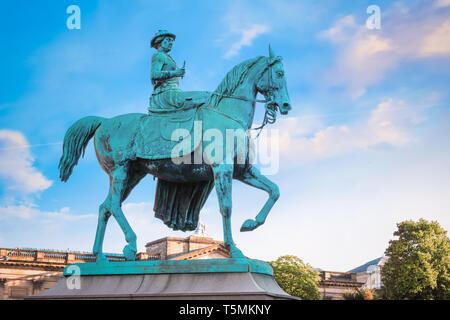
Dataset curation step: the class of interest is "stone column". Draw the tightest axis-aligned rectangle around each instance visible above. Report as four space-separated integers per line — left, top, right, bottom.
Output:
36 251 45 262
67 253 75 264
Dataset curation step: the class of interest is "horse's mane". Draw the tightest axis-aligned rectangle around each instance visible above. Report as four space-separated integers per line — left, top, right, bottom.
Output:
210 56 266 107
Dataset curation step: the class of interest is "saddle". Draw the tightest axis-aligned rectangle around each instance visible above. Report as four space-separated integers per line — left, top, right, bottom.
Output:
158 107 197 141
135 107 201 160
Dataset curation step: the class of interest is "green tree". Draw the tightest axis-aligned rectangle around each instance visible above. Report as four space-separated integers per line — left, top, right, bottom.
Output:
343 287 375 300
381 219 450 300
270 255 321 300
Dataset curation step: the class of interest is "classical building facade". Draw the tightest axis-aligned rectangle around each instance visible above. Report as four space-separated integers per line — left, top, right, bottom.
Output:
145 235 229 260
1 235 384 300
349 256 388 290
0 234 229 300
318 270 366 300
317 256 388 300
0 248 130 299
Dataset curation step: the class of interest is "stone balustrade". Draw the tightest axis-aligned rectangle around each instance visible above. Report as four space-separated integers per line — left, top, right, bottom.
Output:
0 248 160 265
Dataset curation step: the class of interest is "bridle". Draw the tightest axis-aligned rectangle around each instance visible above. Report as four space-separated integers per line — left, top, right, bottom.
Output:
210 57 282 136
254 57 282 134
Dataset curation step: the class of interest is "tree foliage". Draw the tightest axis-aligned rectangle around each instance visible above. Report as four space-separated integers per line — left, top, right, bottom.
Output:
381 219 450 300
342 287 375 300
270 255 321 300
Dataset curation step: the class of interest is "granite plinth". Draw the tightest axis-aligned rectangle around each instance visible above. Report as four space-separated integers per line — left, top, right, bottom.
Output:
27 259 297 300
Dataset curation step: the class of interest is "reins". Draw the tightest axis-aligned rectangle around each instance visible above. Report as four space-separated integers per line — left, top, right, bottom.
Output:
210 58 279 138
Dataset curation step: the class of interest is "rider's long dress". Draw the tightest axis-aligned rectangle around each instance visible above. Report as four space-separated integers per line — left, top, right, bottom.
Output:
148 51 214 232
149 51 210 113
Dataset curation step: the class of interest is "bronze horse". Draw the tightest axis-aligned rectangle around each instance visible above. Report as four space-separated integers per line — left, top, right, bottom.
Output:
59 47 291 262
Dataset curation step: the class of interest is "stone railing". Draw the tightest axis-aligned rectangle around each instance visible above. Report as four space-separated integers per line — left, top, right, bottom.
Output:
0 248 161 265
1 248 37 262
136 252 161 261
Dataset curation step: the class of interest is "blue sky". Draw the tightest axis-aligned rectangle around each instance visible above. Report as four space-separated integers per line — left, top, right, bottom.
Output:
0 0 449 271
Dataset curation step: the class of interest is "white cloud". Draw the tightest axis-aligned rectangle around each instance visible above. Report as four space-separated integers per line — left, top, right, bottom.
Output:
321 3 450 98
420 20 450 56
435 0 450 7
0 203 97 251
318 15 357 43
259 98 430 164
223 24 270 59
0 130 53 194
218 0 290 59
0 204 94 221
0 204 37 219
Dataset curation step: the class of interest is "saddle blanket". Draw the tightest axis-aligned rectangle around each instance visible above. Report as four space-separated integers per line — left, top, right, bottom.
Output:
135 107 201 160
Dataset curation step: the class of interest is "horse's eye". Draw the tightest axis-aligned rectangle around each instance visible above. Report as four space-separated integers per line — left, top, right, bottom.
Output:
276 71 284 78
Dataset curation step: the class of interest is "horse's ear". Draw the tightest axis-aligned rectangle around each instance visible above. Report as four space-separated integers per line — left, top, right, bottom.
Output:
269 44 275 58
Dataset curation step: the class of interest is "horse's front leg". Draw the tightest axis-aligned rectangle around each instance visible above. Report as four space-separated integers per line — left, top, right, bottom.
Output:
237 165 280 232
212 164 245 259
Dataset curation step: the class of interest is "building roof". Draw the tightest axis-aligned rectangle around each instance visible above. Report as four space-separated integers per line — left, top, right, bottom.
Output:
168 244 230 260
145 235 223 248
348 257 383 273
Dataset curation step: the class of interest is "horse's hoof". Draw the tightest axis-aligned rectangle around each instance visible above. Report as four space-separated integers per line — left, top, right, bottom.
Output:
240 219 258 232
95 254 109 264
230 247 246 259
123 245 137 261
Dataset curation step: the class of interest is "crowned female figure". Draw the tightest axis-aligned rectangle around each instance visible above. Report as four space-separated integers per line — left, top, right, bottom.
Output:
149 30 210 113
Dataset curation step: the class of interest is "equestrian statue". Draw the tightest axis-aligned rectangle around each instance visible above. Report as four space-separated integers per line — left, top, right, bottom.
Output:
58 30 291 262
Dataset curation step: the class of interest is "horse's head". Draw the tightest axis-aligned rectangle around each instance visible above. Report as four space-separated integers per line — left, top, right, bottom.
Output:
256 46 291 115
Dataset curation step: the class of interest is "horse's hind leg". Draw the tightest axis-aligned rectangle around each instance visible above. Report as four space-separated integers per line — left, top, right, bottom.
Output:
237 165 280 232
96 163 137 261
92 192 112 262
111 164 139 260
212 164 245 259
92 163 145 262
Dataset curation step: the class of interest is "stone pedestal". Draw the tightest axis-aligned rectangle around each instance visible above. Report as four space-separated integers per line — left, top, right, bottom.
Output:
27 272 294 300
26 258 297 300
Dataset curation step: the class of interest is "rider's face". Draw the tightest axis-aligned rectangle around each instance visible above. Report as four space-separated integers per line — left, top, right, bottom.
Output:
160 37 174 52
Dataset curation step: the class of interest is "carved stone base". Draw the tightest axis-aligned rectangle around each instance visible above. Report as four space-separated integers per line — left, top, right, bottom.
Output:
26 272 296 300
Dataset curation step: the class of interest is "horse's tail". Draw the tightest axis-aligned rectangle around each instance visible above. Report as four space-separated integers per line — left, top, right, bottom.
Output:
59 116 105 182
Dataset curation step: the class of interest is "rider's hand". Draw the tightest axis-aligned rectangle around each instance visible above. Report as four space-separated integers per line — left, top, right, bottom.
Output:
175 67 185 78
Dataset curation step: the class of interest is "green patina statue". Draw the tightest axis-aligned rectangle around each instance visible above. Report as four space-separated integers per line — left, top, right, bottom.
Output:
59 30 291 264
149 30 210 113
